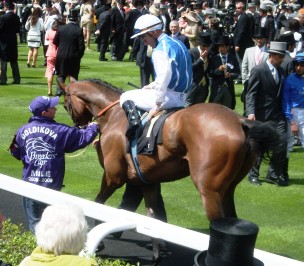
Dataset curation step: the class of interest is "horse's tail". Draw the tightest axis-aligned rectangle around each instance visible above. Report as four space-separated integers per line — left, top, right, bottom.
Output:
241 118 280 159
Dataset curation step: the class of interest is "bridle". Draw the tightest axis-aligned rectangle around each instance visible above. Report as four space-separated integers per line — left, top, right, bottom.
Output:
64 83 120 124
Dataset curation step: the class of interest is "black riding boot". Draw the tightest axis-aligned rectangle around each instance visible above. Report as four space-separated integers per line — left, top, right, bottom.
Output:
122 100 141 139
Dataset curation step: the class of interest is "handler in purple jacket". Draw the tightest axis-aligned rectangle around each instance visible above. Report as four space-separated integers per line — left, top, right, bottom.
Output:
10 96 99 232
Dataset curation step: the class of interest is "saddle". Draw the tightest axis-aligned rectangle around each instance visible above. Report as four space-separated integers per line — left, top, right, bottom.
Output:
127 107 183 155
127 107 183 184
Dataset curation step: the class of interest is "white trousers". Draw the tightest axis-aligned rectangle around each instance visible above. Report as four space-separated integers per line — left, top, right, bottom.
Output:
120 89 186 111
292 108 304 148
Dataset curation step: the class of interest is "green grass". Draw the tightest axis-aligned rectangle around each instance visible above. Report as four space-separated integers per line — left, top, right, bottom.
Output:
0 43 303 262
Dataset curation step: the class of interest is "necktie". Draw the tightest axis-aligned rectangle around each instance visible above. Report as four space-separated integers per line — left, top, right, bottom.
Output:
272 68 278 84
222 55 227 65
255 49 262 65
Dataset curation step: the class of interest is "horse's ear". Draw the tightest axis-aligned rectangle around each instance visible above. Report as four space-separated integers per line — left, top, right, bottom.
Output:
56 77 67 93
70 76 77 83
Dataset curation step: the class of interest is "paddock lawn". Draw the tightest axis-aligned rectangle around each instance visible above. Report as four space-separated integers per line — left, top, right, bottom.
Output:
0 43 303 262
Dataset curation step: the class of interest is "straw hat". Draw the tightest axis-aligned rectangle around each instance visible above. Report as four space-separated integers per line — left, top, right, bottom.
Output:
149 4 160 16
184 11 199 23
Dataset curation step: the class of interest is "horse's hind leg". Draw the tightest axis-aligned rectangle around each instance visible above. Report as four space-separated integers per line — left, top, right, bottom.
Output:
222 152 256 217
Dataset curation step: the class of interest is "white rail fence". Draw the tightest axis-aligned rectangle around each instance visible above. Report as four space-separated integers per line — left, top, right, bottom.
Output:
0 173 303 266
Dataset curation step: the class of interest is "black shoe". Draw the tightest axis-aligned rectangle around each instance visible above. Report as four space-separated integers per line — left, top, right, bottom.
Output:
0 81 7 85
248 177 262 186
99 58 108 61
12 81 20 84
265 175 288 186
27 63 30 68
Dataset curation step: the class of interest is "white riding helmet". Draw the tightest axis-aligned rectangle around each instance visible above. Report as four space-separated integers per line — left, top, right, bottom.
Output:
131 14 163 39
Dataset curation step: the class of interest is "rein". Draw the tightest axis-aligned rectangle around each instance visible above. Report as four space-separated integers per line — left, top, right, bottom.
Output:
95 100 120 119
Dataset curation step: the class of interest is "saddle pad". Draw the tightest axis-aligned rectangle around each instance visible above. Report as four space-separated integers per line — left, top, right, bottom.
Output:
136 107 183 155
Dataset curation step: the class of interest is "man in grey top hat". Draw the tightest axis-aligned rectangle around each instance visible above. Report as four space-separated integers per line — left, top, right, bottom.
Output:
246 41 289 186
241 27 268 115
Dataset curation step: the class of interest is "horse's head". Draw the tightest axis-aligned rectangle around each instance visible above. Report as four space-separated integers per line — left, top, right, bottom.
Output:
57 77 94 127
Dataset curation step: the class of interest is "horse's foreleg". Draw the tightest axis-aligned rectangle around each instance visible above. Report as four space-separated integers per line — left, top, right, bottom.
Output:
95 172 117 204
201 189 225 221
222 151 256 217
142 185 163 263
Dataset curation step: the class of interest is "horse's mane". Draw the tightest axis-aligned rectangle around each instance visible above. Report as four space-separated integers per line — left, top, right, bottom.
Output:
83 78 124 95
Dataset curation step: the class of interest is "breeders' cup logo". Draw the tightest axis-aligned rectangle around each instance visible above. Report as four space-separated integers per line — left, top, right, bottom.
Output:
25 137 57 168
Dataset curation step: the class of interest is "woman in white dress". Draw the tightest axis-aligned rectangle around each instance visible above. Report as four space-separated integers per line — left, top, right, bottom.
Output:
80 0 94 50
25 7 44 67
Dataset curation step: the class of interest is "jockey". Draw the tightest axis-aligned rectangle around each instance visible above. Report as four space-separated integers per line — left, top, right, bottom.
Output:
120 14 193 139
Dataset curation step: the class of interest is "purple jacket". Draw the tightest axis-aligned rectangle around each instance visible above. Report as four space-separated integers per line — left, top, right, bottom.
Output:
11 116 99 191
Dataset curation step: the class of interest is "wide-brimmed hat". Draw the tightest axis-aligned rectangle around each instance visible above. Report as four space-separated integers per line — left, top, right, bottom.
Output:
194 218 264 266
184 11 199 22
279 31 295 45
267 41 287 55
131 14 162 39
254 27 268 38
197 32 211 45
149 4 160 16
215 35 230 45
68 9 78 21
29 96 59 116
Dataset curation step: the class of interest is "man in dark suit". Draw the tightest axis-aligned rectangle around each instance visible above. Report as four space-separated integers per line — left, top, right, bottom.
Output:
255 3 275 47
246 42 288 186
0 0 21 85
110 0 126 61
279 31 295 76
53 9 85 91
20 0 31 43
135 39 154 87
159 4 171 35
125 0 143 61
209 35 240 110
185 32 211 106
96 3 112 61
169 20 190 49
233 2 254 84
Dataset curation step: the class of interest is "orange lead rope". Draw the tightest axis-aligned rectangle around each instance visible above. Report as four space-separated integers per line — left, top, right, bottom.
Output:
96 100 120 119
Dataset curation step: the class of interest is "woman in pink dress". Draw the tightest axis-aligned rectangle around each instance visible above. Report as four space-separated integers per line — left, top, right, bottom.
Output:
45 21 59 96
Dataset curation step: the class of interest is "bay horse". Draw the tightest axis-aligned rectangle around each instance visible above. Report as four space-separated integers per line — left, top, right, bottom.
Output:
58 78 277 254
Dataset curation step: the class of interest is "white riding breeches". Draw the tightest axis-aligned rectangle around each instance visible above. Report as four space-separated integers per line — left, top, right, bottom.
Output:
120 89 186 111
292 108 304 148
